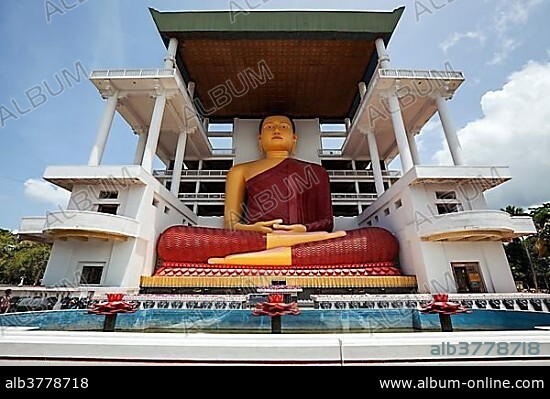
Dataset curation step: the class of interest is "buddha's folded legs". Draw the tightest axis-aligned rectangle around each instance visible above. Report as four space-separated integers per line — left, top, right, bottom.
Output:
157 226 399 266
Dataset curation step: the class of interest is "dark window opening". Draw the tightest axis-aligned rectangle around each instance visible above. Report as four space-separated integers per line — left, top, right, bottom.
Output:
197 205 224 217
80 265 103 285
436 191 457 200
330 182 356 193
184 160 200 170
321 160 353 170
97 204 118 215
202 160 233 170
355 160 387 171
436 203 462 215
179 182 196 194
199 182 226 193
358 182 376 194
333 205 359 217
99 191 118 199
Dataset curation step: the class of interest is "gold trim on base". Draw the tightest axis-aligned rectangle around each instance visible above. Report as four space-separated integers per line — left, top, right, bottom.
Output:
140 275 417 288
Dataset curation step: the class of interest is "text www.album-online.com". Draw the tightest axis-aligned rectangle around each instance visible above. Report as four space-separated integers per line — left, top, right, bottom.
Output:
379 377 545 390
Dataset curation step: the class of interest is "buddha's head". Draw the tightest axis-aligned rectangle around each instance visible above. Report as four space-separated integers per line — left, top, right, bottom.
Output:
258 115 297 154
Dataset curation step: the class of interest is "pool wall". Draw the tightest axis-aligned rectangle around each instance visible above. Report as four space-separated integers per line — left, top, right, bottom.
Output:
1 309 550 333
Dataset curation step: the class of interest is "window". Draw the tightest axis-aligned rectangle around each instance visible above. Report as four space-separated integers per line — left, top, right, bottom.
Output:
99 190 118 199
395 199 403 209
152 198 159 207
79 263 105 285
332 205 359 217
436 203 463 215
97 204 118 215
164 206 170 214
451 262 487 293
384 208 390 216
374 215 379 223
436 191 457 200
366 221 372 226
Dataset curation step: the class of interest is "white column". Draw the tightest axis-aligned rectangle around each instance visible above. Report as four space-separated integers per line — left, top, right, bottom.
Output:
408 130 421 166
436 95 465 166
375 38 413 172
170 129 188 196
164 38 178 69
344 118 351 133
375 38 391 68
365 130 385 196
133 131 147 165
142 93 167 173
88 92 118 166
187 81 195 98
388 94 414 172
358 82 367 100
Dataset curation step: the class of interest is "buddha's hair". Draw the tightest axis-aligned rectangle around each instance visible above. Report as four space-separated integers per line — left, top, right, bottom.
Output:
258 114 296 135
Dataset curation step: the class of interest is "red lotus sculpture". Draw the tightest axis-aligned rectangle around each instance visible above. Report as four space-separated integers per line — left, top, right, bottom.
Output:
252 293 300 334
420 294 471 315
252 294 301 317
87 293 138 315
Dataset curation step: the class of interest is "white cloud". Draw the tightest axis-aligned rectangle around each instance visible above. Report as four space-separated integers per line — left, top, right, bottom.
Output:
487 0 542 65
493 0 543 34
440 1 542 65
24 179 70 208
487 38 521 66
440 31 485 53
433 61 550 208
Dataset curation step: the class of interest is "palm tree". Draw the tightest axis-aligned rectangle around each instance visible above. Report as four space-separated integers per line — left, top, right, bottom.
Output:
530 204 550 258
502 205 538 291
501 205 527 216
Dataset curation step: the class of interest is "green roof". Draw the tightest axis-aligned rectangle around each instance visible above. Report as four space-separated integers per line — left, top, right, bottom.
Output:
150 8 404 36
148 8 405 121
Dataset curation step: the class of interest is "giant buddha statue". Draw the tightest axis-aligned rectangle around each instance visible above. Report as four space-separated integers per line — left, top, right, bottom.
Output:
157 115 400 278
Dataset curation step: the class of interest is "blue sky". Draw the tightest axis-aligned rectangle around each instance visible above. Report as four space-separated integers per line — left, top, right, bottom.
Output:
1 0 549 230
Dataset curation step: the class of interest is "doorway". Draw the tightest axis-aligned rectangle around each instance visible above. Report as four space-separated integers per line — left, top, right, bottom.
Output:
451 262 487 293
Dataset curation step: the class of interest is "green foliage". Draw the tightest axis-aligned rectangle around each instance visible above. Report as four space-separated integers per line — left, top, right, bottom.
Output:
503 204 550 291
0 229 51 285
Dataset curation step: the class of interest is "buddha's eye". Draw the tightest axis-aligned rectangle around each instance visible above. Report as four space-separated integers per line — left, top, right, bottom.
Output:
280 125 289 130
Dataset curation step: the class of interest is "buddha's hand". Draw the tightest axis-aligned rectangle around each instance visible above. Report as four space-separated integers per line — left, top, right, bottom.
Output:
234 219 284 233
272 223 307 233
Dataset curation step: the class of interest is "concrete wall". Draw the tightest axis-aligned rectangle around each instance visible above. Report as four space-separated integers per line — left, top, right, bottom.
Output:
42 239 114 286
42 166 196 288
358 172 517 294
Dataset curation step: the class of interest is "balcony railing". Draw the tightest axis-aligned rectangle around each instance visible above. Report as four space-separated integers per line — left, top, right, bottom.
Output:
90 68 175 79
179 193 225 201
318 149 343 157
154 169 400 181
332 193 378 201
378 69 464 80
43 211 140 239
327 170 400 178
211 148 236 155
178 193 378 202
418 210 516 242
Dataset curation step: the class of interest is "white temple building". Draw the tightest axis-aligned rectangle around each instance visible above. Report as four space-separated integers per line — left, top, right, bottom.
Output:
18 8 536 294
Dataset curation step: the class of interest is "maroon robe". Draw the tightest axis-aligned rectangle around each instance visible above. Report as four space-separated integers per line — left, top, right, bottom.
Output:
244 158 333 232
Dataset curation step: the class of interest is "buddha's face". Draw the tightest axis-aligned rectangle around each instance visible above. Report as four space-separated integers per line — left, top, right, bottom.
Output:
259 115 296 152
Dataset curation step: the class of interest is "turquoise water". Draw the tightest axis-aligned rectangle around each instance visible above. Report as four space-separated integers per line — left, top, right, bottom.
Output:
1 309 550 333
